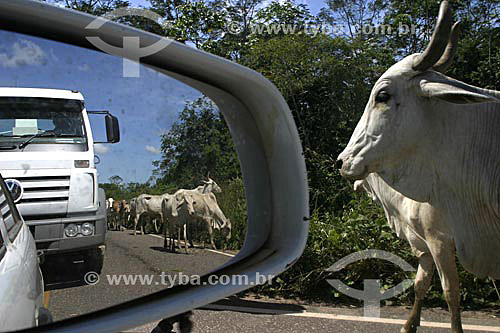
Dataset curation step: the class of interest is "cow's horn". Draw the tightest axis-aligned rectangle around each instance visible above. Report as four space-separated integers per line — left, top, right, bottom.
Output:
433 21 460 73
412 1 453 71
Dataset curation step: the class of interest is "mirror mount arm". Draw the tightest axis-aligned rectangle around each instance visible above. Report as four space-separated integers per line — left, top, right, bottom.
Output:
87 110 111 115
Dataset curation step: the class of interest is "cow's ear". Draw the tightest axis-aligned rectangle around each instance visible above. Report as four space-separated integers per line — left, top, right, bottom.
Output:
419 80 499 104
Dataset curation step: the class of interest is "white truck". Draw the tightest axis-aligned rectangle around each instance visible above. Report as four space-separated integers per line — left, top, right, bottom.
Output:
0 88 119 275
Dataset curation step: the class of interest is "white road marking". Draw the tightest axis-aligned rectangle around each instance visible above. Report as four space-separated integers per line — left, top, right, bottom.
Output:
121 231 500 332
147 233 235 257
205 249 235 257
201 304 500 332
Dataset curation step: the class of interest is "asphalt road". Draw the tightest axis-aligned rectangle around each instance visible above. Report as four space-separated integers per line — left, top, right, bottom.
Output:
46 230 232 321
45 230 500 333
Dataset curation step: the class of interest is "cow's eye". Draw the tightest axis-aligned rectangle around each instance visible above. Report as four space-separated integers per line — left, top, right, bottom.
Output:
375 91 391 103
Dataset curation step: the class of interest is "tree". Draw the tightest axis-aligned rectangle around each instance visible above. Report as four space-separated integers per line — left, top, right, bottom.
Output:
109 175 123 185
147 0 227 49
319 0 388 40
51 0 131 15
154 97 240 189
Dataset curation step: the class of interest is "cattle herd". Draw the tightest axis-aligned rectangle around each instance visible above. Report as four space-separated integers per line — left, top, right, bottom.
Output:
104 178 232 254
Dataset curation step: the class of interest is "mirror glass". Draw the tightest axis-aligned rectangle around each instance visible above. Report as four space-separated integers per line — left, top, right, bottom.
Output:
0 28 246 330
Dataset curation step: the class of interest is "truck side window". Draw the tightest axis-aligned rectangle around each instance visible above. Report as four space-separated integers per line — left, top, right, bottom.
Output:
0 183 22 242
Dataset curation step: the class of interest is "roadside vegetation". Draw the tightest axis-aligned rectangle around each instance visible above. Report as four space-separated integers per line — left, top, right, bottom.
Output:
58 0 499 309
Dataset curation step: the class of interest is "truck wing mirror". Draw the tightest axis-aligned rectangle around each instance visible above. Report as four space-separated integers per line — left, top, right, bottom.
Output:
0 1 308 332
105 114 120 143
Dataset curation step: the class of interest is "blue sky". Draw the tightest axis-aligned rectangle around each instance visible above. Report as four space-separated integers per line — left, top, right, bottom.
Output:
2 0 326 184
0 30 201 184
127 0 325 14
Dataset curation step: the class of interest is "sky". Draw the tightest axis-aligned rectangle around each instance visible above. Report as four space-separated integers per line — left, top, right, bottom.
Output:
2 0 327 184
127 0 326 15
0 30 201 184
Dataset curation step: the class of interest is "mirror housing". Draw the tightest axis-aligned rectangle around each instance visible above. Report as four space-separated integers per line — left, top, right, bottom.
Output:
105 114 120 143
88 110 120 144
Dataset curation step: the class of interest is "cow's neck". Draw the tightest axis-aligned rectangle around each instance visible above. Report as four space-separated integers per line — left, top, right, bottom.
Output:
201 184 212 194
429 100 500 207
378 149 436 203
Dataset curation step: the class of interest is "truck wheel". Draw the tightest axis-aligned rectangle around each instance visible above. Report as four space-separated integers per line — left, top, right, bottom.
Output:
38 307 53 326
84 248 104 274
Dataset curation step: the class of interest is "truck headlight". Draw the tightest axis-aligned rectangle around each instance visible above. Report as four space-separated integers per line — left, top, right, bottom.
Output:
81 222 94 236
65 224 78 237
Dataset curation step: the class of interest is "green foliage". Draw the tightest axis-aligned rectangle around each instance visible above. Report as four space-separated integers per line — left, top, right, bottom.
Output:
256 193 499 309
51 0 131 15
147 0 227 49
154 97 241 189
255 193 413 303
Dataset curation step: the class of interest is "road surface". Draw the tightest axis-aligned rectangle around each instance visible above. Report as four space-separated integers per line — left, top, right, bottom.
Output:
45 230 500 332
46 230 232 320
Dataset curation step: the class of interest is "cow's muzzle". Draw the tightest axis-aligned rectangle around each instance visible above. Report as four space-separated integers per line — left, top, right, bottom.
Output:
336 155 370 181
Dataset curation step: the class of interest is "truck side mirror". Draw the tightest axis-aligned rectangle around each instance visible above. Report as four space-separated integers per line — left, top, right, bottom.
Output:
105 115 120 143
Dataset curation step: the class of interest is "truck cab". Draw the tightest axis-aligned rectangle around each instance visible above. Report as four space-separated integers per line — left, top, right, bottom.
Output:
0 88 118 275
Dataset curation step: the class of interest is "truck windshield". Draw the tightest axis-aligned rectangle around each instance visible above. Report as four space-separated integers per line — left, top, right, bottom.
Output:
0 97 87 145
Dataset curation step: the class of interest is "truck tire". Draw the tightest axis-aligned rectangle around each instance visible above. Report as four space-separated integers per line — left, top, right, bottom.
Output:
38 307 53 326
84 248 104 275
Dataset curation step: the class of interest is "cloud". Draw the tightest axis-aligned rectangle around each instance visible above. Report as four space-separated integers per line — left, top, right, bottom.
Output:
35 0 66 7
145 145 161 154
78 63 91 71
0 39 48 68
94 144 110 154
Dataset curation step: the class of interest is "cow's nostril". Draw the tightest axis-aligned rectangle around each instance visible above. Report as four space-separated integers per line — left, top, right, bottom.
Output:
335 159 344 169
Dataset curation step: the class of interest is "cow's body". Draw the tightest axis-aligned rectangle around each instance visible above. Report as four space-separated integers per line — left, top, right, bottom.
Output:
132 193 173 235
337 2 500 332
165 178 224 251
165 191 231 253
120 200 130 229
109 200 122 231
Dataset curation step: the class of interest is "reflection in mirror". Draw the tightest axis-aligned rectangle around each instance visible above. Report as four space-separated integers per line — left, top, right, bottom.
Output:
0 29 246 330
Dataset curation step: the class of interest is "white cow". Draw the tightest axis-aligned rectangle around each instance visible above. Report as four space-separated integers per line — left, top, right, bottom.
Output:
119 200 130 229
164 191 231 253
337 2 500 332
170 178 223 243
162 193 196 254
174 177 222 197
106 197 114 210
133 193 170 235
133 193 192 236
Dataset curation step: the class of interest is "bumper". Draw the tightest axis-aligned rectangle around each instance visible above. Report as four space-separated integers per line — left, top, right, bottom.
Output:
26 212 106 254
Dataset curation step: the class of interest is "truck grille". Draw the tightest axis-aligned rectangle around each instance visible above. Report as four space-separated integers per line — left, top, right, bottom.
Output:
14 175 70 219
